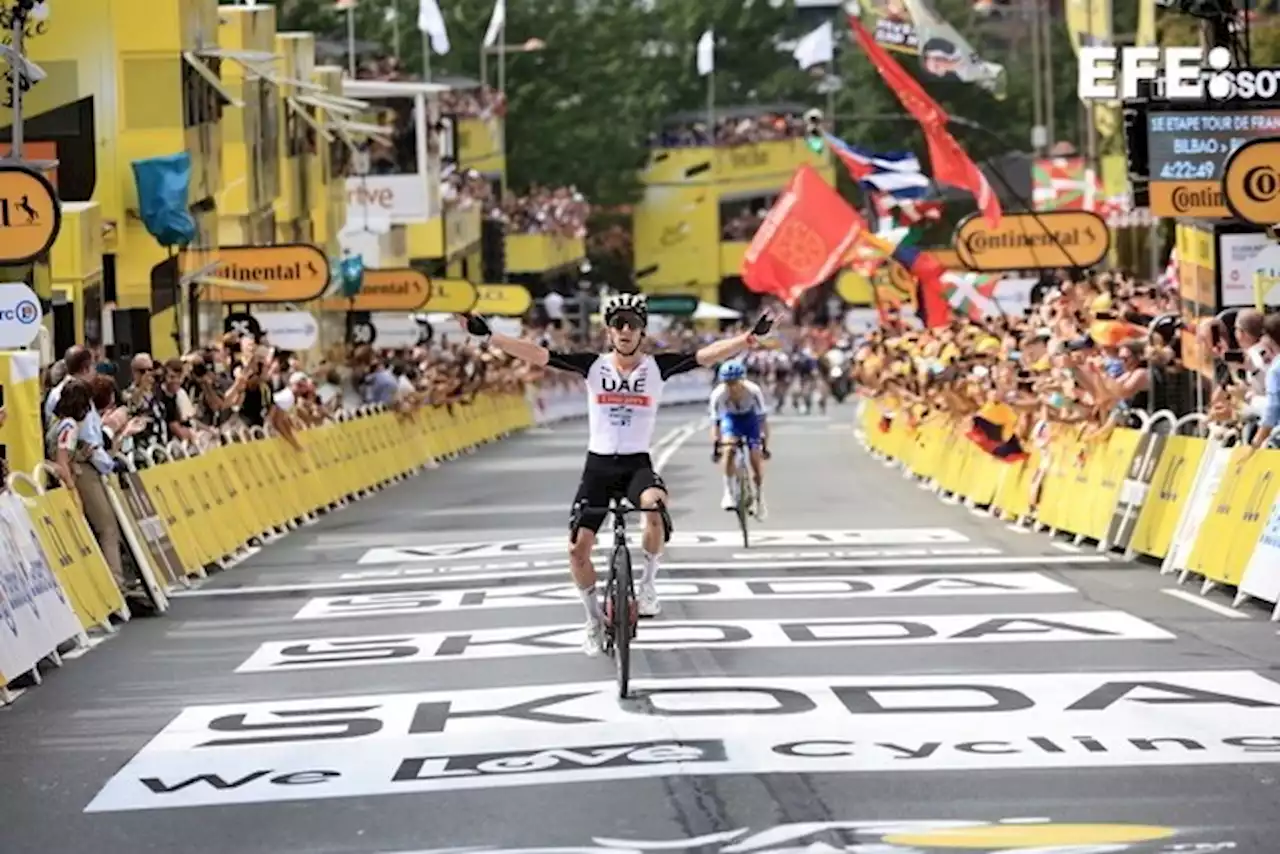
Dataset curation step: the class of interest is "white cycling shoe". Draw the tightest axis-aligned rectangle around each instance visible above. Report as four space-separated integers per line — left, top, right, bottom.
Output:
582 620 605 657
638 580 661 617
721 487 736 510
755 494 768 520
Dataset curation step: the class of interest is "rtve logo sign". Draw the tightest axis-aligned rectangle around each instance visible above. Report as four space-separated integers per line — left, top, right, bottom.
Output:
1079 46 1280 102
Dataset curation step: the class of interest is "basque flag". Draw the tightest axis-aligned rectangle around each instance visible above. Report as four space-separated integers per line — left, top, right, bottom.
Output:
889 243 952 329
825 134 932 203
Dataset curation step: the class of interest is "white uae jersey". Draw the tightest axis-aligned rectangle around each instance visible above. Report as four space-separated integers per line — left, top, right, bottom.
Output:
547 351 701 455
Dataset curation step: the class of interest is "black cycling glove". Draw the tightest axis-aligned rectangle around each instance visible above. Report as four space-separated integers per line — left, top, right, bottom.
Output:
751 313 774 337
462 314 492 337
712 446 722 463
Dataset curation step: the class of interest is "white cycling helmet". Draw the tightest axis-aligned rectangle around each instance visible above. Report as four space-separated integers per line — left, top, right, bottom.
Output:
602 292 648 327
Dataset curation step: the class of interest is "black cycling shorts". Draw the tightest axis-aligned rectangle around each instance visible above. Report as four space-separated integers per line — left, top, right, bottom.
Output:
571 452 666 535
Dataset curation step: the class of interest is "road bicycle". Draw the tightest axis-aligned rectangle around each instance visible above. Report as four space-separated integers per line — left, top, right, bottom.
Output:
716 437 766 548
570 497 671 699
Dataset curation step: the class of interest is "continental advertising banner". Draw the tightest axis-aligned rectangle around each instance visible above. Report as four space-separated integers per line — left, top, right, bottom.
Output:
318 269 432 312
186 244 331 303
953 211 1110 272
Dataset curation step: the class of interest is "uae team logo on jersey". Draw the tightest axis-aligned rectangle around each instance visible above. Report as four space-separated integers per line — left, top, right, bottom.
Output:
597 371 651 426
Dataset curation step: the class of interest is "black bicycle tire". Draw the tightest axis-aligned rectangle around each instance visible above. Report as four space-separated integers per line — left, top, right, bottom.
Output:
735 450 751 549
611 543 633 699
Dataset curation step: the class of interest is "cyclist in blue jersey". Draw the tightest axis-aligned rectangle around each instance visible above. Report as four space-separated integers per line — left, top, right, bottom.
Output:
791 345 820 414
709 360 771 518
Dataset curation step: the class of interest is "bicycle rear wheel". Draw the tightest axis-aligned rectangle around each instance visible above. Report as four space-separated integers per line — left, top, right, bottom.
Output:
610 543 634 698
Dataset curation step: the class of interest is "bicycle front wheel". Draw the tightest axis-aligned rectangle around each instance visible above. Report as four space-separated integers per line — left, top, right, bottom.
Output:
610 544 634 699
735 452 752 549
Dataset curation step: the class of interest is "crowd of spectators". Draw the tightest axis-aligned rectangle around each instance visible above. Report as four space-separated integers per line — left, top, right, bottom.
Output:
354 58 509 118
851 267 1247 469
722 205 769 241
440 170 589 238
648 111 804 148
439 84 508 119
442 166 494 211
353 60 589 237
34 333 534 605
493 184 590 238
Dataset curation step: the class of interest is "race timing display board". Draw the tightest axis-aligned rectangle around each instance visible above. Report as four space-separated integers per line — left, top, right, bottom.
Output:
1145 107 1280 218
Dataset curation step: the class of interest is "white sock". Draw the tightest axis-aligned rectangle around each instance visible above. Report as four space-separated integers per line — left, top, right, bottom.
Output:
723 475 733 492
577 585 602 623
642 551 661 585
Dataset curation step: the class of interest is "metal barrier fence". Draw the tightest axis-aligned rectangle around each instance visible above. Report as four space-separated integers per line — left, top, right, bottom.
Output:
858 400 1280 618
0 392 533 703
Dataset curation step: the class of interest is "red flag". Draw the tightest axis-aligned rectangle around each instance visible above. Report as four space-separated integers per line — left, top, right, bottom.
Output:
742 165 866 308
846 14 1002 228
891 245 953 329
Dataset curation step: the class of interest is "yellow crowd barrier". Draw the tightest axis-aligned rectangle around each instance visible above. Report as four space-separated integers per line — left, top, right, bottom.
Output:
858 398 1280 617
1182 449 1280 588
0 392 533 701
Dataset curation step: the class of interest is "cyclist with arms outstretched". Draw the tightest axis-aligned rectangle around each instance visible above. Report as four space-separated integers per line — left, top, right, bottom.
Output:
709 359 771 518
457 294 774 655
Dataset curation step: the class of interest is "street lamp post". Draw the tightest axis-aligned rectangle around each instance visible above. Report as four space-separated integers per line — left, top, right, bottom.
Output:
480 38 545 200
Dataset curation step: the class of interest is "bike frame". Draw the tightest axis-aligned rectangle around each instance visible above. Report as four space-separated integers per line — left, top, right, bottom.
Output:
717 437 755 548
570 498 670 699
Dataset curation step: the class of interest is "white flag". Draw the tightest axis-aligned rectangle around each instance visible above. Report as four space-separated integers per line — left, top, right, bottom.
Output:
696 29 714 76
418 0 450 54
792 20 833 69
483 0 505 49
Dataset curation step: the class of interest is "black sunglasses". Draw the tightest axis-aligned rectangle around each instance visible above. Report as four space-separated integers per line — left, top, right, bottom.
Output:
609 313 643 331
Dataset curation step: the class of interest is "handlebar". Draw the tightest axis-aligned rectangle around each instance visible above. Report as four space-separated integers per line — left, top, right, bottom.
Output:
713 437 770 460
569 498 673 543
572 499 665 515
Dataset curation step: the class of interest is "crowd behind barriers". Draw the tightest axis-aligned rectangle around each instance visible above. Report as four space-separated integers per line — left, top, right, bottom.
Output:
649 111 805 148
852 267 1280 462
722 205 769 241
442 168 590 239
31 333 532 607
354 61 591 239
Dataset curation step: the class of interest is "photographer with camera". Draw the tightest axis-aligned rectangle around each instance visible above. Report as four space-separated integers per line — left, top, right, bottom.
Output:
186 346 233 430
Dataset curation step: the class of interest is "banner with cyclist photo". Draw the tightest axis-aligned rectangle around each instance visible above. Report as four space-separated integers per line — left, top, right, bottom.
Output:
860 0 1006 97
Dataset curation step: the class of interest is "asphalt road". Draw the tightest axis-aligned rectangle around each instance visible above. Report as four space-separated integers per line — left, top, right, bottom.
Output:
2 402 1278 854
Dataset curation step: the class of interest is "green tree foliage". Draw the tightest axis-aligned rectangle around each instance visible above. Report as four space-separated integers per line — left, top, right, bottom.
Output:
1159 5 1280 63
273 0 1092 214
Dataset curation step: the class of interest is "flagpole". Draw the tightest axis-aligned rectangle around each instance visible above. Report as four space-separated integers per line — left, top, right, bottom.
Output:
1084 0 1098 212
347 4 356 76
498 19 507 199
423 29 432 80
392 1 402 60
707 75 714 143
706 64 714 147
826 26 837 136
1042 1 1055 148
